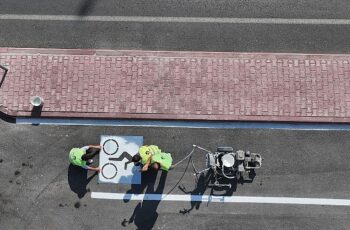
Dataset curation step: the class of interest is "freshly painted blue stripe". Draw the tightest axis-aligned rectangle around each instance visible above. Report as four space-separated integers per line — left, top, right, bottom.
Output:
15 117 350 130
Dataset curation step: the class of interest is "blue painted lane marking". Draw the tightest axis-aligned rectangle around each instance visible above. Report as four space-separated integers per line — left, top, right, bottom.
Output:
15 117 350 130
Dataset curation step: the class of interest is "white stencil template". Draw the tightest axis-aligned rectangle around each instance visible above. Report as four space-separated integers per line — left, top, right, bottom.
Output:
98 135 142 184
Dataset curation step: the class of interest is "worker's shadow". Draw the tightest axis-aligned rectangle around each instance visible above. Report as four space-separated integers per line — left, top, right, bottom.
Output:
68 164 97 198
121 170 167 230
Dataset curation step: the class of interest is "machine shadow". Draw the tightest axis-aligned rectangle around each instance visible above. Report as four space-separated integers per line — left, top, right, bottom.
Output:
212 169 256 196
178 169 257 214
178 172 211 214
77 0 97 16
122 170 168 230
68 164 97 198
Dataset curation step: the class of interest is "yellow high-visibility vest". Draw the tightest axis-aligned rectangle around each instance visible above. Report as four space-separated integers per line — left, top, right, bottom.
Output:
138 145 161 165
69 148 87 167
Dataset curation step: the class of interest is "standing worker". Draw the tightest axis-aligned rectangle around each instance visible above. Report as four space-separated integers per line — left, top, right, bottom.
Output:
132 145 174 172
69 145 101 172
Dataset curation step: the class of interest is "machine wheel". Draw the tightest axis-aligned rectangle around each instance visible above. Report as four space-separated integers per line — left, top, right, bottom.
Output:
217 147 233 152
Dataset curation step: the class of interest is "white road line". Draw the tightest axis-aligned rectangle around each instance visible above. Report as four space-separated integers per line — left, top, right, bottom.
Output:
1 14 350 25
91 192 350 206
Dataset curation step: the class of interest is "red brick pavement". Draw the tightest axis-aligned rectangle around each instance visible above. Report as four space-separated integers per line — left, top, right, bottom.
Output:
0 47 350 122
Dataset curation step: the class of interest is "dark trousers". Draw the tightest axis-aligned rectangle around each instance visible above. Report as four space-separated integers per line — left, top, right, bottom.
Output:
82 148 100 160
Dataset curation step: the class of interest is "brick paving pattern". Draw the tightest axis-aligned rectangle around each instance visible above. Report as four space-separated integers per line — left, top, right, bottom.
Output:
0 48 350 122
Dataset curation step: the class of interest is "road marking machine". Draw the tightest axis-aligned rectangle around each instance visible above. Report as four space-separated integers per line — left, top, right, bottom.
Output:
176 145 263 188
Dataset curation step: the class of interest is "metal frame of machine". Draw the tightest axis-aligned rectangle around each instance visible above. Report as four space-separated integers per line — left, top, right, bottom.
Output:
190 145 262 188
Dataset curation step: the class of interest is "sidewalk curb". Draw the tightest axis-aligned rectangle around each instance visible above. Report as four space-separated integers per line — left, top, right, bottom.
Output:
1 47 350 60
2 110 350 123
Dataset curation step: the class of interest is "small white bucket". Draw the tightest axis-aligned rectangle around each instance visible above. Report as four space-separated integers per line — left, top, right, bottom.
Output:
30 96 43 107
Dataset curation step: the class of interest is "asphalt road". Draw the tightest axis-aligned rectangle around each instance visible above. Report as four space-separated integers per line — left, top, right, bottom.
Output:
1 119 350 230
0 0 350 52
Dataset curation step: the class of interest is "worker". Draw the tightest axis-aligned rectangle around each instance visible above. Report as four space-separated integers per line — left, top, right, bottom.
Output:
137 145 160 164
132 145 174 172
69 145 101 172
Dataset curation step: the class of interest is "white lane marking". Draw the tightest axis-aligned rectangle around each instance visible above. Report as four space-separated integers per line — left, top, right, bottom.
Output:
1 14 350 25
91 192 350 206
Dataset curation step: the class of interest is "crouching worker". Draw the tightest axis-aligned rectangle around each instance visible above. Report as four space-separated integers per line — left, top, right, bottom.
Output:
132 145 174 172
69 145 101 172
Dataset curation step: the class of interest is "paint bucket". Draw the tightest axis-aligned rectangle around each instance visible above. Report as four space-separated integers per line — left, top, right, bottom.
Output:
30 96 43 107
222 153 235 167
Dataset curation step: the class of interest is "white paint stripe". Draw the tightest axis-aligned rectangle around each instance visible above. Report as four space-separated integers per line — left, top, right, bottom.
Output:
1 14 350 25
91 192 350 206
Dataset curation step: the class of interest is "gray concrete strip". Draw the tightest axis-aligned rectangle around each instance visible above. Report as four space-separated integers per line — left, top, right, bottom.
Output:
1 14 350 25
